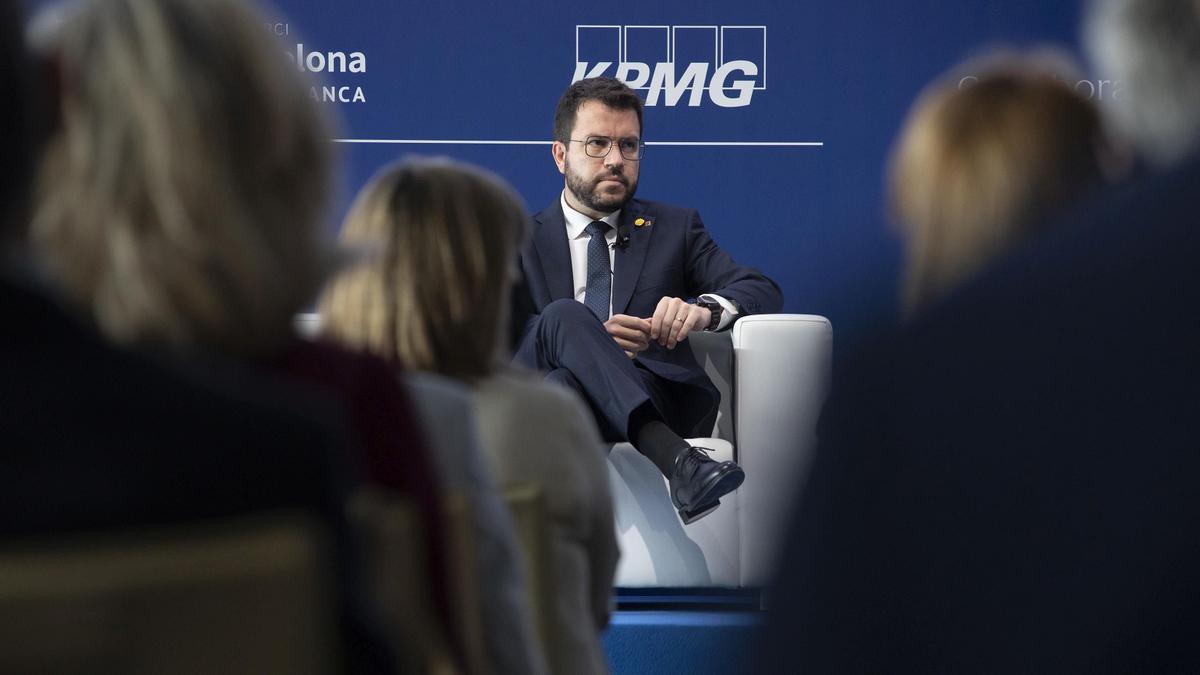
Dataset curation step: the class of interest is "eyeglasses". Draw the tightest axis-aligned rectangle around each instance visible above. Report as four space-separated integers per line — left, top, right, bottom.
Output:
569 135 645 161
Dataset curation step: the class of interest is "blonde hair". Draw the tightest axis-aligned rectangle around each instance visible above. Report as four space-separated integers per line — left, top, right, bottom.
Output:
889 54 1107 315
31 0 335 357
320 157 528 382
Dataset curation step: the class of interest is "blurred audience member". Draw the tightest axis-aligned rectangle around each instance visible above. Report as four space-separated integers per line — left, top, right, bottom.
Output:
0 0 388 670
0 0 32 247
321 159 545 675
760 3 1200 672
30 0 442 539
26 0 454 666
1086 0 1200 169
322 157 619 675
890 55 1108 314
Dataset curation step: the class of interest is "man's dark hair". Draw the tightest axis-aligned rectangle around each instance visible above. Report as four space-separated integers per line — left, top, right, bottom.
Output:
0 0 33 240
553 77 644 143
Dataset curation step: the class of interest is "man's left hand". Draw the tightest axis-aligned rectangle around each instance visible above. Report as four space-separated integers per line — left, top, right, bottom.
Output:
649 297 710 349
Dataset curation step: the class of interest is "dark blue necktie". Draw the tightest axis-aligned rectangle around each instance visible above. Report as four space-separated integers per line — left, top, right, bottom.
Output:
584 220 612 320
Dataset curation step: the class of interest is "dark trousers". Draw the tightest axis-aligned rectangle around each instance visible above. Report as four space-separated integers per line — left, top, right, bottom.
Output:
514 299 696 443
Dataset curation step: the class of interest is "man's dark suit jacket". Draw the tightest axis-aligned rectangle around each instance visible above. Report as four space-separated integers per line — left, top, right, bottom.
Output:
518 197 782 436
760 152 1200 673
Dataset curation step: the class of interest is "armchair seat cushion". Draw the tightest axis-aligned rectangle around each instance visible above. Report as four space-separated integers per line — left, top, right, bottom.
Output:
608 439 739 587
607 315 832 589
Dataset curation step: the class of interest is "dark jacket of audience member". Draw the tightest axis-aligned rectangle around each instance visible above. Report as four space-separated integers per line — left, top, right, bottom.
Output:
760 147 1200 672
0 0 346 539
26 0 452 653
0 1 389 670
0 275 360 537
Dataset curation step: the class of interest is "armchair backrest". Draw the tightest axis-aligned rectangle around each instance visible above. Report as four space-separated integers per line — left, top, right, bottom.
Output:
688 330 735 441
689 315 833 452
731 314 833 585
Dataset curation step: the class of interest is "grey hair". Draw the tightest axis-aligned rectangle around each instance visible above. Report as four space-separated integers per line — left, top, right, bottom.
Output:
1085 0 1200 168
31 0 337 357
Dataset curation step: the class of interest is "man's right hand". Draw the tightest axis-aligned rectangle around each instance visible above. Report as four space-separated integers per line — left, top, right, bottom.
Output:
605 314 651 358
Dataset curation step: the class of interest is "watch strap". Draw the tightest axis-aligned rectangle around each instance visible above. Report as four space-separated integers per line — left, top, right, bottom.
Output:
689 298 723 331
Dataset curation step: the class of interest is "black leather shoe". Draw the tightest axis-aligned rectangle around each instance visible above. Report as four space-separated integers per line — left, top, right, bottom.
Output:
669 447 745 524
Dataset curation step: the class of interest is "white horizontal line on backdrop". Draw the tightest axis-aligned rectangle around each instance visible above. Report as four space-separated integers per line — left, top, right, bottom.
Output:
332 139 824 147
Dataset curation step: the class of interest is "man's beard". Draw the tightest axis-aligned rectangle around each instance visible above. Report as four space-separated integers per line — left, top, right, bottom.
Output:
564 159 638 214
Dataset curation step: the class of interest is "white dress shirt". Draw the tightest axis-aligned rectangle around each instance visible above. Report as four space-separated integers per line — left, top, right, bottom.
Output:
559 191 738 329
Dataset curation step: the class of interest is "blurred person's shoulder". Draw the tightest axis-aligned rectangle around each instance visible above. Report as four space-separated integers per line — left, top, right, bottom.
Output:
823 147 1200 467
271 336 395 389
477 364 594 422
472 365 607 491
269 336 413 416
819 149 1200 449
887 148 1200 364
476 365 603 452
0 276 355 534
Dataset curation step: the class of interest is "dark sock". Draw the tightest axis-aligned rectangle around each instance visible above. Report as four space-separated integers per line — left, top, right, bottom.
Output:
630 406 690 477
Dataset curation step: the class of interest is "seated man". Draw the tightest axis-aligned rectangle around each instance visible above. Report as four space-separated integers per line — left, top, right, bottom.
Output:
514 77 783 523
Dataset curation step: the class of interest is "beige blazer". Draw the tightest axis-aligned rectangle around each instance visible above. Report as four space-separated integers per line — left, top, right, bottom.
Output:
472 367 619 675
404 372 547 675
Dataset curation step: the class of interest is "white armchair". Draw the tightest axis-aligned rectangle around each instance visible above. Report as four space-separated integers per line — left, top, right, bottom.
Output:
297 311 833 588
608 314 832 588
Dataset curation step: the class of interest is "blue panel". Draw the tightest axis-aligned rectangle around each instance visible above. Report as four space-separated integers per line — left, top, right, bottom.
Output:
603 611 763 675
720 27 766 88
578 25 622 65
624 26 670 69
23 0 1086 352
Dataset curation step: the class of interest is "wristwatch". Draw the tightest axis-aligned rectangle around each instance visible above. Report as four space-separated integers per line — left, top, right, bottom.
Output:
689 298 723 331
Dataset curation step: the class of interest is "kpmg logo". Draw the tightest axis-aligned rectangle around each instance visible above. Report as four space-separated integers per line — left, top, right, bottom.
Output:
574 25 767 108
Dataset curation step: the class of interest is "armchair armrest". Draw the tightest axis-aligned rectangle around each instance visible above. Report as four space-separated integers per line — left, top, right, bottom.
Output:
731 314 832 586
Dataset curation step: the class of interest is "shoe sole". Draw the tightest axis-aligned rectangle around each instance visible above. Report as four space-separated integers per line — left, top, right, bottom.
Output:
679 500 720 525
676 466 745 525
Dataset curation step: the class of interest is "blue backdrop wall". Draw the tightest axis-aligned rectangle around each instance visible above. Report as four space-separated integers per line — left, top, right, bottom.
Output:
36 0 1094 351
